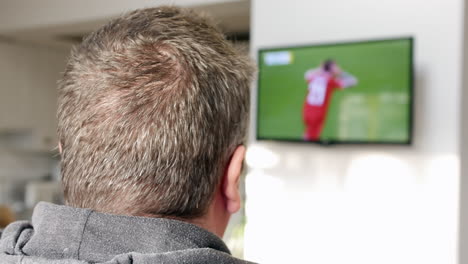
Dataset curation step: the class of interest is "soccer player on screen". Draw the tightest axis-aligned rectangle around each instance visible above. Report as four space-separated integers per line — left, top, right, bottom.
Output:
303 59 358 141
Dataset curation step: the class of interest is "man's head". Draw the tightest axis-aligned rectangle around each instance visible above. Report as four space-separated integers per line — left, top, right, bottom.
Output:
322 59 341 76
57 6 254 228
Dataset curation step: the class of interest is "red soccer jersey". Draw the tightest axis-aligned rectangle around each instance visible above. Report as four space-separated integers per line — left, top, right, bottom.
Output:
302 73 343 140
305 73 342 112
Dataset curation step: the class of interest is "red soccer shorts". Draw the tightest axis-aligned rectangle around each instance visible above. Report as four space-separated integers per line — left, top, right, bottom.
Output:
303 103 326 141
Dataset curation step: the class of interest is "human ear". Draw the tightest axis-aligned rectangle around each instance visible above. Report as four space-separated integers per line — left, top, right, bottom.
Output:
223 145 245 214
58 141 63 154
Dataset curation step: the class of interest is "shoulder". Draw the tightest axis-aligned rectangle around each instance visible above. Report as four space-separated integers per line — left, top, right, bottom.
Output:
304 68 321 81
0 254 21 264
0 254 87 263
108 248 257 264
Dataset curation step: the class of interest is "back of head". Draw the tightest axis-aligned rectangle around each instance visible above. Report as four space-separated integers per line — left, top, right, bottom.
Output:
322 59 335 72
58 6 254 218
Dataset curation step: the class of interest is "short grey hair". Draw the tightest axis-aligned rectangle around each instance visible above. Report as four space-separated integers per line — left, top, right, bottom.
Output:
57 6 254 218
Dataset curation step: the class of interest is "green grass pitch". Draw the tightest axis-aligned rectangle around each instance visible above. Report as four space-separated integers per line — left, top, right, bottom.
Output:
257 38 412 143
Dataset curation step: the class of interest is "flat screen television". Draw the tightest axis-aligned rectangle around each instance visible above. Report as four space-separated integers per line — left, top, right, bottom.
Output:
256 37 413 145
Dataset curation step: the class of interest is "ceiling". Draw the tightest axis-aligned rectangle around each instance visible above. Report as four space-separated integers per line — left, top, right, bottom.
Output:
0 0 250 47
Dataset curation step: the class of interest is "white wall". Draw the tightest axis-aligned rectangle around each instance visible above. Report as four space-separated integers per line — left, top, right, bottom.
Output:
0 0 242 32
0 40 69 181
0 0 250 52
245 0 463 263
458 1 468 263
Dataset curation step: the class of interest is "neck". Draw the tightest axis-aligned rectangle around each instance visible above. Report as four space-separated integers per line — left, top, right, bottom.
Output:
138 191 229 238
190 191 230 237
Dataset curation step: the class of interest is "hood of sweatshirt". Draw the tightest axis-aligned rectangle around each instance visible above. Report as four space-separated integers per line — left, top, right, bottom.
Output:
0 202 252 264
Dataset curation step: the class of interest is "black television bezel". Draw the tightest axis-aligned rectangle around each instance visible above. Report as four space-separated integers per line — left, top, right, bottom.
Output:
255 36 414 146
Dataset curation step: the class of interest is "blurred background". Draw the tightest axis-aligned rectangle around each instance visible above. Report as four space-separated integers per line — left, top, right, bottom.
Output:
1 0 468 264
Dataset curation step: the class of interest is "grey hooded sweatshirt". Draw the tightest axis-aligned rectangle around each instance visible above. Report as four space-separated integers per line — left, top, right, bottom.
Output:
0 202 254 264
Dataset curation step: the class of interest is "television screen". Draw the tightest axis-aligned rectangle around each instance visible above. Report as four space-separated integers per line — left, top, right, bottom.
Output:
256 37 413 145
